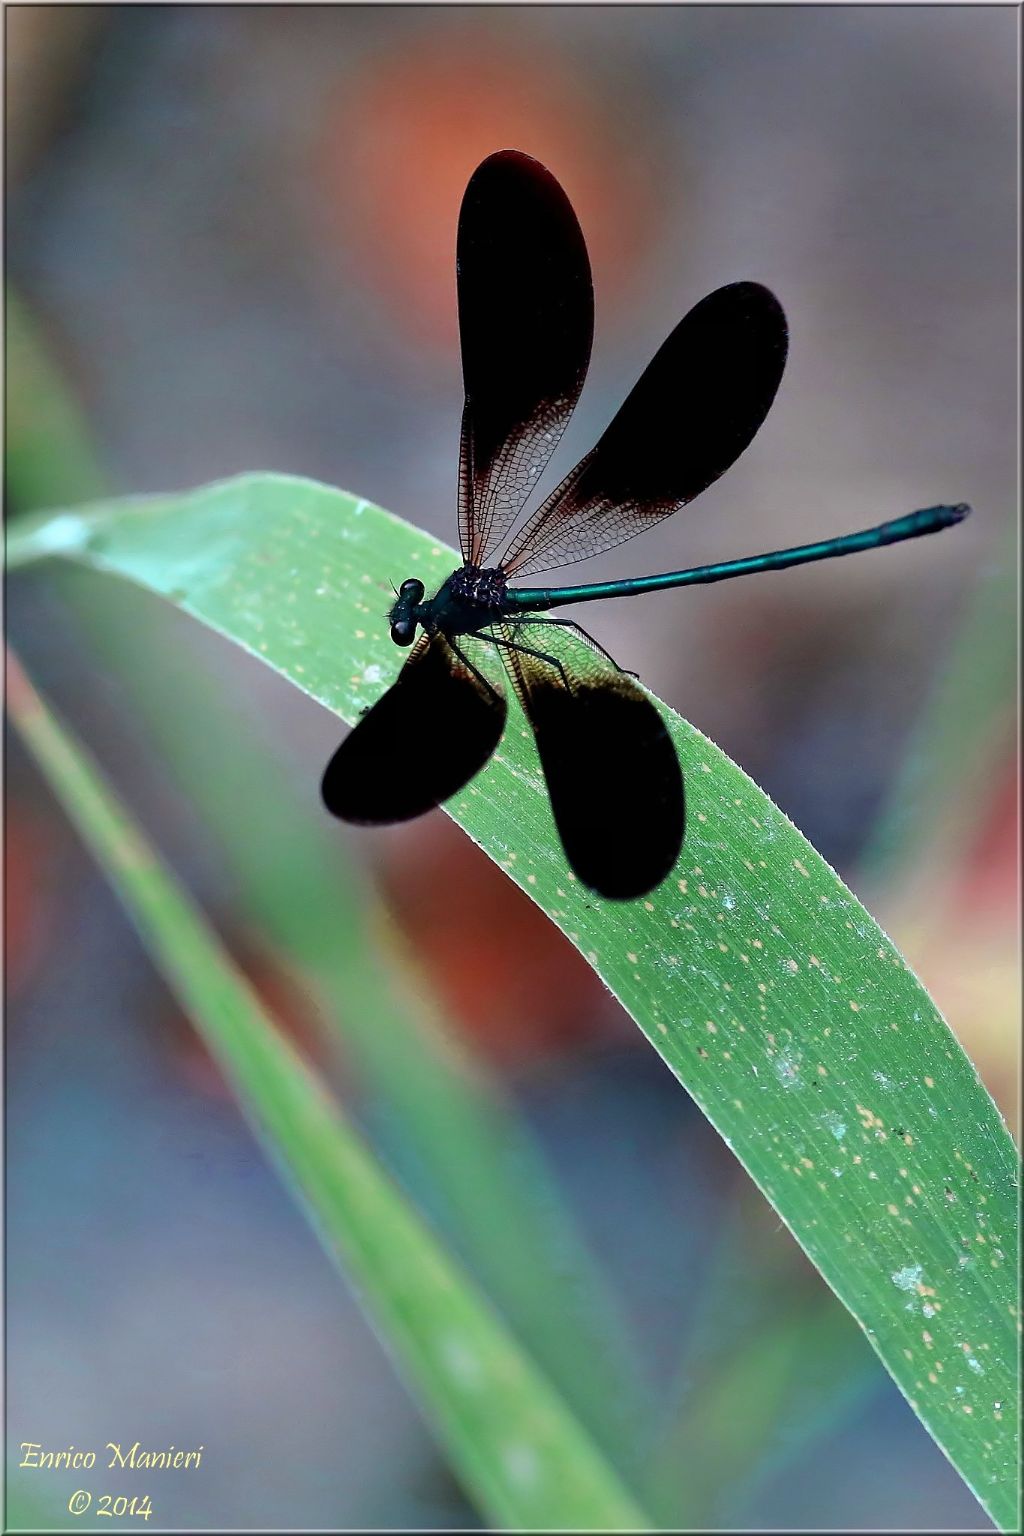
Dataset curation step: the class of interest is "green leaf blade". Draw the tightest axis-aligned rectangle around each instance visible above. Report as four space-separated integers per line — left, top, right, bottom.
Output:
10 474 1019 1528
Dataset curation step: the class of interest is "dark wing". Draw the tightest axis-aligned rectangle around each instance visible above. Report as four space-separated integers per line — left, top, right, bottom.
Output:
321 634 506 824
501 281 788 577
499 623 684 899
458 150 593 568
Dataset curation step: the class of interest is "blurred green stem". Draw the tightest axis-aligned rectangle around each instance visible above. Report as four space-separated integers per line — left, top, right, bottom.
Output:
6 646 650 1533
6 288 106 508
645 1184 881 1525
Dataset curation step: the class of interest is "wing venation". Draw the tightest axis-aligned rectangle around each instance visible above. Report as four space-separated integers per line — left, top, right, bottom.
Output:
502 281 788 577
499 624 684 898
458 150 593 566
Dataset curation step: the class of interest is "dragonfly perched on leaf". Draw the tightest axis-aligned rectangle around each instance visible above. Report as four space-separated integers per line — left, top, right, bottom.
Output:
322 149 969 900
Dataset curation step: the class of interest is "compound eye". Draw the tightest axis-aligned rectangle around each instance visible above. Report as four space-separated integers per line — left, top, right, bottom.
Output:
399 578 425 601
390 619 416 647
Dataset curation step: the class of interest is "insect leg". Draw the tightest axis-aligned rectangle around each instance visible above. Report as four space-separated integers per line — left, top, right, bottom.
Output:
445 635 503 702
478 632 574 693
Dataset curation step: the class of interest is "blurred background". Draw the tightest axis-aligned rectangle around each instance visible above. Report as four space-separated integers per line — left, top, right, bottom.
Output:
6 5 1017 1530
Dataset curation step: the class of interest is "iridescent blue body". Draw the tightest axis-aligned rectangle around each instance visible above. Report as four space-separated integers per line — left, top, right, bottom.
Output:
388 503 970 647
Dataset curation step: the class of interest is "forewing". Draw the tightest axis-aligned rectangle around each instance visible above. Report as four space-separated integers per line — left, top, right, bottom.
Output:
499 623 684 899
458 150 593 567
501 281 788 577
321 634 506 824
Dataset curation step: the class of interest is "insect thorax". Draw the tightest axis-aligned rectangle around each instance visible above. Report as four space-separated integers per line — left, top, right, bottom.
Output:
447 564 508 609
